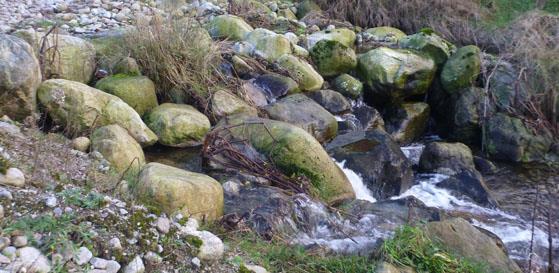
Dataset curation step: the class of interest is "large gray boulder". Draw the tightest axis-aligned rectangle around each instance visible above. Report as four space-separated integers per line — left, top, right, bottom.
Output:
37 79 158 146
0 34 42 121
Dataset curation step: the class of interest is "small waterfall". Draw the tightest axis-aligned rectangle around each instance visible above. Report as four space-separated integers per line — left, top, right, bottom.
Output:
335 159 376 203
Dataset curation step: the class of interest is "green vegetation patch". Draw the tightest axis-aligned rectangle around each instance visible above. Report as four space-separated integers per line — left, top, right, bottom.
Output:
58 188 105 209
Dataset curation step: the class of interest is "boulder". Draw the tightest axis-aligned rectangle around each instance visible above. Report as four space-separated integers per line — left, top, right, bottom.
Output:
332 73 363 99
146 103 210 147
245 28 292 62
399 32 454 67
252 73 299 102
207 115 355 204
95 75 158 117
306 28 356 50
358 47 436 104
327 130 413 200
113 57 141 76
136 162 224 220
277 54 324 91
440 45 481 93
419 142 476 175
448 87 483 144
424 218 522 273
262 94 338 143
207 15 254 41
483 54 529 112
296 0 321 19
353 104 385 131
37 79 158 146
0 34 41 121
310 40 357 76
383 102 430 145
91 125 145 175
360 27 406 51
210 89 258 119
438 171 497 206
306 89 351 114
484 113 552 163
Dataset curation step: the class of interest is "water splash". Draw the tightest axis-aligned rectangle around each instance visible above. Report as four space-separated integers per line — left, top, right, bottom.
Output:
335 159 376 203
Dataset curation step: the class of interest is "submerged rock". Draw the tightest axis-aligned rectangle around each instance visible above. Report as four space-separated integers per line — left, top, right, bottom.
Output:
332 73 363 99
95 75 158 117
306 89 351 114
277 54 324 91
440 45 481 93
328 129 413 200
146 103 210 147
358 47 436 104
37 79 157 146
207 115 355 204
0 34 41 121
207 15 253 41
91 125 145 175
310 40 357 77
383 102 430 145
262 94 338 143
424 218 522 273
136 162 224 220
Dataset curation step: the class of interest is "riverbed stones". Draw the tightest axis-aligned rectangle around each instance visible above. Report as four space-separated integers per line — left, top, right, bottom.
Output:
332 73 363 99
136 162 224 220
146 103 210 147
419 142 476 175
262 94 338 142
91 125 146 175
306 28 356 49
424 218 522 273
123 255 144 273
6 247 51 273
252 73 300 102
306 89 351 114
210 115 355 204
277 54 324 91
484 113 552 163
358 47 436 104
310 40 357 76
245 28 292 61
441 45 481 93
95 75 158 117
383 102 430 145
399 32 454 67
210 89 258 119
37 79 158 146
207 15 253 41
327 129 413 200
0 34 41 121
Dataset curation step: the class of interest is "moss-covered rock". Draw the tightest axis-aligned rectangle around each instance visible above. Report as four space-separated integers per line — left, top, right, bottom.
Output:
296 0 321 19
262 94 338 143
207 15 254 41
91 124 145 175
449 87 483 144
137 162 224 220
244 28 292 62
0 34 41 121
383 102 430 145
209 115 355 204
37 79 158 146
95 75 158 117
306 28 356 49
358 47 436 104
310 40 357 77
440 45 481 93
278 8 297 20
306 89 351 114
484 113 552 163
277 54 324 91
332 73 363 99
419 142 476 175
365 27 406 45
113 57 141 76
399 32 454 67
146 103 210 147
210 89 258 119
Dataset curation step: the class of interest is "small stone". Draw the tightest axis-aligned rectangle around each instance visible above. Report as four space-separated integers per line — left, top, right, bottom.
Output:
0 237 9 250
74 247 93 265
16 247 51 272
106 260 121 273
191 257 201 268
109 238 122 250
45 196 57 207
91 257 109 269
2 246 16 260
53 207 63 217
123 255 145 273
0 188 12 200
0 168 25 187
0 254 10 264
222 181 240 197
144 251 162 265
12 236 28 247
155 217 170 234
72 137 91 152
244 265 269 273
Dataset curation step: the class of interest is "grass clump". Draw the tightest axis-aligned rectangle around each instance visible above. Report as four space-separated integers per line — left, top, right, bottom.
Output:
380 225 490 273
57 187 105 209
0 155 10 175
229 233 376 273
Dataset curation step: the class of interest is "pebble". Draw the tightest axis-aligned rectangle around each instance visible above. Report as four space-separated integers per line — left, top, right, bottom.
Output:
12 236 28 247
74 246 93 265
155 217 170 234
45 196 57 207
106 260 121 273
144 251 162 265
123 255 145 273
91 257 109 269
0 237 10 250
0 188 12 200
109 237 122 250
2 246 16 260
0 254 10 264
0 168 25 187
72 137 91 152
244 265 269 273
191 257 201 268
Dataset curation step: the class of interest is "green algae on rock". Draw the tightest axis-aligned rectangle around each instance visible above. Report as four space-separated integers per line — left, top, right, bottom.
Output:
207 15 254 41
277 54 324 91
95 75 158 117
91 124 146 175
440 45 481 93
310 40 357 77
146 103 210 147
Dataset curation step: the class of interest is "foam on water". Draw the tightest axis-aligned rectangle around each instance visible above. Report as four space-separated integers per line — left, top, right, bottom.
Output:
335 159 376 203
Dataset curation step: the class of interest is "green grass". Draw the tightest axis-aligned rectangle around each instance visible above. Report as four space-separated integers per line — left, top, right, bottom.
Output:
380 225 491 273
4 214 94 254
229 233 376 273
57 187 105 209
481 0 559 27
